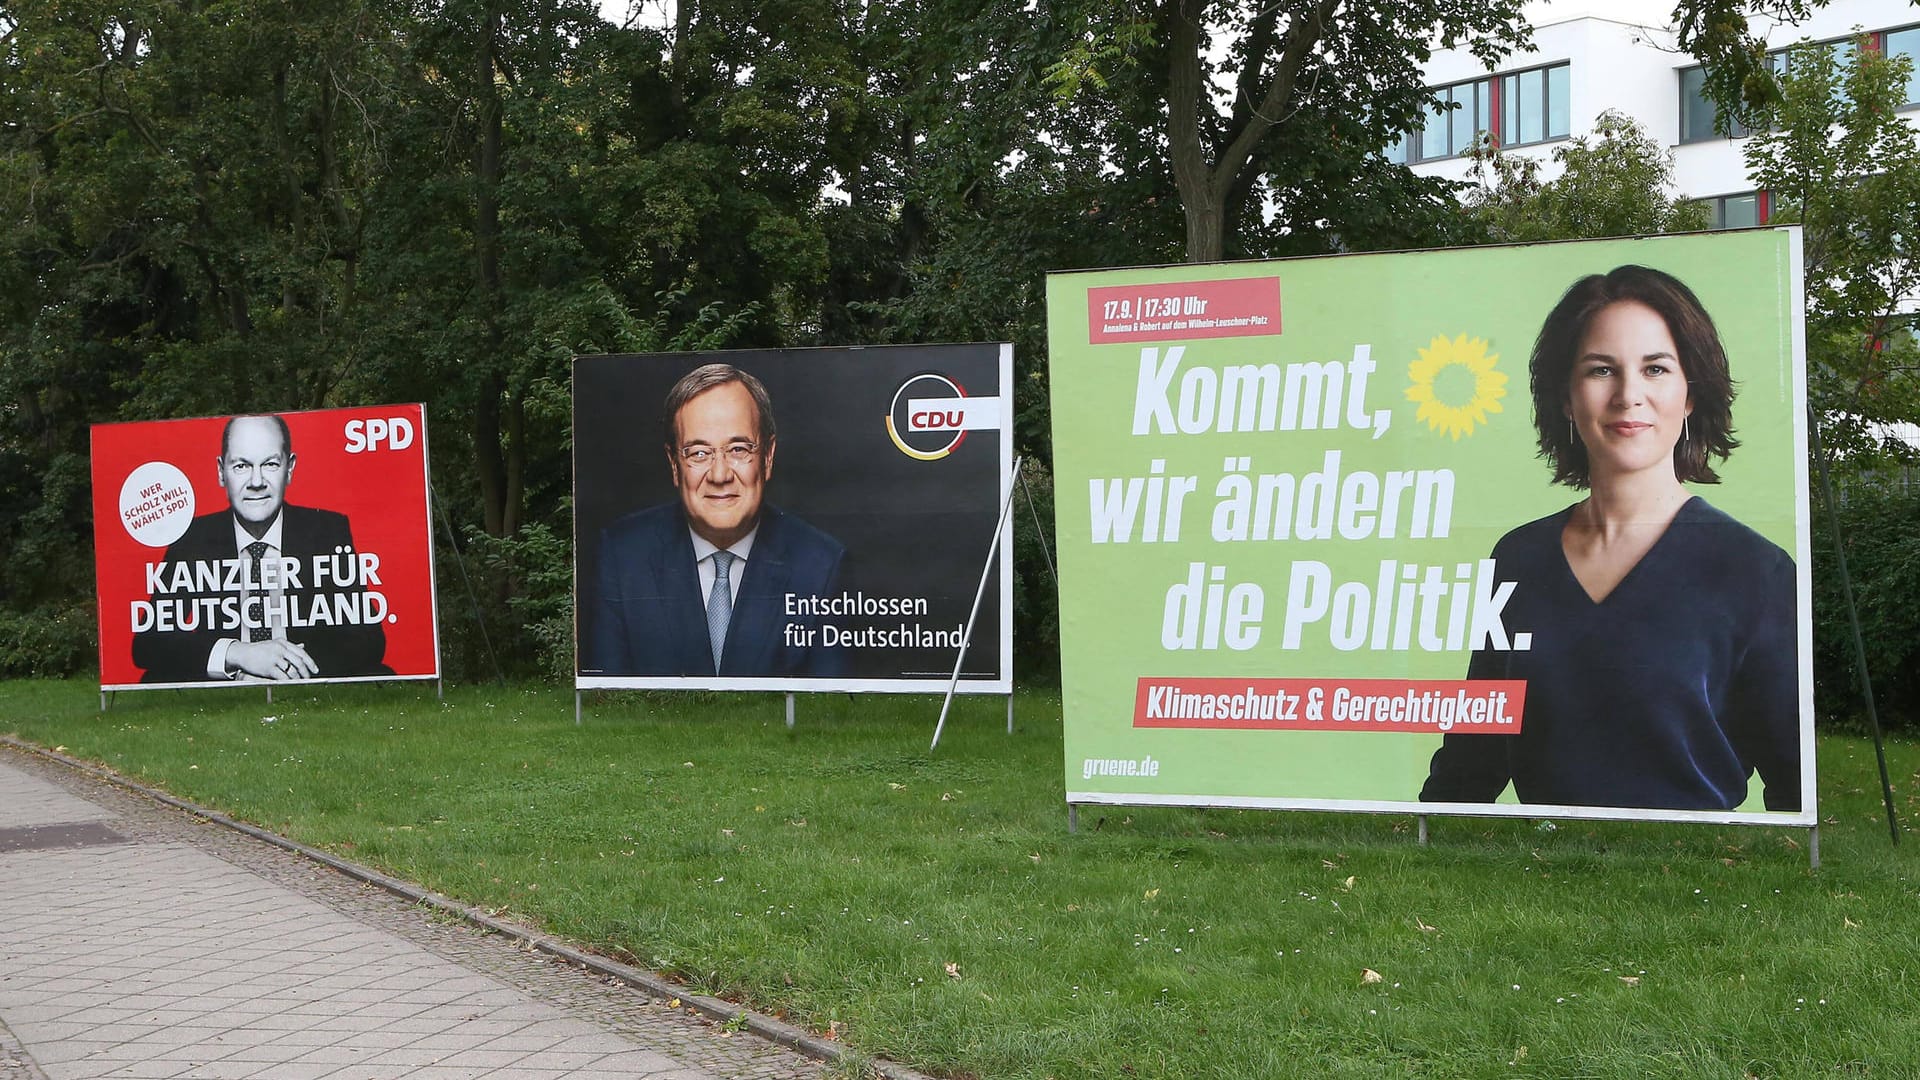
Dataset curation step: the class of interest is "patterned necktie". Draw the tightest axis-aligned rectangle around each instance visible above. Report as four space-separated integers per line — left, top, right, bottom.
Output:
706 550 735 674
245 541 271 642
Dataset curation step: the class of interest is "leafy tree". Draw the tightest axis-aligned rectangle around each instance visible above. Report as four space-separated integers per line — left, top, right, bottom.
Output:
1046 0 1533 262
1737 33 1920 728
1462 110 1710 242
1745 33 1920 456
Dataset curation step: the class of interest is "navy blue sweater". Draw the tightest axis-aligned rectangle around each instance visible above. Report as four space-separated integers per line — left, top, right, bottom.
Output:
1420 497 1802 812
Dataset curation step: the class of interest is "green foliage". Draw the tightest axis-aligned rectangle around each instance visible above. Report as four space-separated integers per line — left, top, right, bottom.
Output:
1746 34 1920 444
1463 111 1711 242
1740 36 1920 730
1812 476 1920 731
1011 457 1060 684
1672 1 1822 129
458 520 576 682
0 603 95 678
0 0 1549 683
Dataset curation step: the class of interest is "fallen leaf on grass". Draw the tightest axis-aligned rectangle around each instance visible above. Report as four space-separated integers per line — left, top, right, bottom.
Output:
1844 916 1861 929
1413 916 1438 933
1340 876 1356 891
1619 976 1640 987
827 1021 844 1041
1143 888 1160 902
887 782 906 791
945 962 962 980
1360 968 1384 985
1027 852 1042 863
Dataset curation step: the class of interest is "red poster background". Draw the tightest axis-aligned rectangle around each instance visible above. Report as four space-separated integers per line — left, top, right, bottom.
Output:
90 405 439 689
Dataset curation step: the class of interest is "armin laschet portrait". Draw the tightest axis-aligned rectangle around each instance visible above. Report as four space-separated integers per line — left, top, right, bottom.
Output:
1420 265 1801 812
132 414 389 683
584 363 848 677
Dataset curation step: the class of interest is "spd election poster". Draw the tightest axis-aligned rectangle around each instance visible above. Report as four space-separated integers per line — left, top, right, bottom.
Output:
1046 231 1815 825
91 405 440 691
574 343 1014 694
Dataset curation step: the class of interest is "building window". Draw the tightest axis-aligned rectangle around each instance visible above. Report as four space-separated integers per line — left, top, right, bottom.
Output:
1699 191 1770 229
1393 61 1570 164
1883 26 1920 104
1679 22 1920 144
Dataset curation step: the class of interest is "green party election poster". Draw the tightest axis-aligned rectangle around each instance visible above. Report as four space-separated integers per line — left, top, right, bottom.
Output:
1046 231 1815 825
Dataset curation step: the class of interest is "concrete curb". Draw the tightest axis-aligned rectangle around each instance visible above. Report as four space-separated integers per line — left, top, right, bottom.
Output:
1 735 934 1080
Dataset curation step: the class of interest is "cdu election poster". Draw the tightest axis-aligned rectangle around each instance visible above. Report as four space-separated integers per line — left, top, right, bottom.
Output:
91 405 440 691
1046 231 1815 825
573 343 1014 694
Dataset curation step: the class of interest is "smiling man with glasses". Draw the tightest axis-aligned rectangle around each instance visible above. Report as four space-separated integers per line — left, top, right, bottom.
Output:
585 363 848 678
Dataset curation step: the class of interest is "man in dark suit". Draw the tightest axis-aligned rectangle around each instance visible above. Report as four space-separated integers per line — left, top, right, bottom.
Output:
585 364 847 677
133 414 389 683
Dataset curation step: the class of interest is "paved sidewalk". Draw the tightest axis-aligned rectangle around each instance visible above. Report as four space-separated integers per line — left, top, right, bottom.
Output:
0 745 835 1080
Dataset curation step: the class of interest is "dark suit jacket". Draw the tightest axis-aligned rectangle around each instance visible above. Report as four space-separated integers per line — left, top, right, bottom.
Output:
132 505 390 683
585 503 847 677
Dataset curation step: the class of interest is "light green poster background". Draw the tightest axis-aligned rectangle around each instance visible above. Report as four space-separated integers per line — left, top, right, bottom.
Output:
1045 231 1812 823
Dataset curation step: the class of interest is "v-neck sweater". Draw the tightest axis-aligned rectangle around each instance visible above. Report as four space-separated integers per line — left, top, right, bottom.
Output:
1420 496 1802 812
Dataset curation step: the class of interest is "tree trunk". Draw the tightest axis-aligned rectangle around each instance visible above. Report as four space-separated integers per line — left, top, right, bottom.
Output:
472 2 512 538
1162 0 1343 263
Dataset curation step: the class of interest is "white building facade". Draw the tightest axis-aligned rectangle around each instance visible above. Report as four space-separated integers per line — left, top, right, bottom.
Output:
1393 0 1920 228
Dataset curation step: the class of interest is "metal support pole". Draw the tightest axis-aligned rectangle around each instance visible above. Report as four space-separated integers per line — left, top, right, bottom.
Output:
1417 815 1428 846
436 678 444 701
1810 407 1898 846
574 691 582 726
100 691 108 713
1809 825 1820 870
1006 693 1014 735
932 455 1022 750
785 692 795 729
265 686 273 705
1067 804 1078 834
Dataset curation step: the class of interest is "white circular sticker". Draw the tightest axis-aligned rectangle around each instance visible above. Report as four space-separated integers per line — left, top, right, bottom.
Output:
119 461 196 548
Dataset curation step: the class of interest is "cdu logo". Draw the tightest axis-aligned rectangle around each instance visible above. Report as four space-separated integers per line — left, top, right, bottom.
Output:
886 372 1003 461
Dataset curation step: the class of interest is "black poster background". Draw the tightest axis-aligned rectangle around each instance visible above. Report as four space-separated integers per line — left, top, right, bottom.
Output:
572 344 1007 683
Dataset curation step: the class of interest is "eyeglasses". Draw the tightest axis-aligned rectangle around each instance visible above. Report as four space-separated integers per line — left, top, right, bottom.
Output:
678 441 759 468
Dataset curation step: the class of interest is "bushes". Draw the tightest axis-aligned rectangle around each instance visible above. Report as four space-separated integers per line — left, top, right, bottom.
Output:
0 601 96 679
1811 475 1920 732
434 520 576 684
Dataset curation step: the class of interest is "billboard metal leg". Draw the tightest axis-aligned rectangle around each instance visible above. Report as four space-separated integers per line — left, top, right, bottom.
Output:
436 678 444 701
1067 804 1078 834
1809 825 1820 870
574 691 582 726
100 691 108 713
932 455 1023 751
785 692 795 729
1417 816 1429 846
266 686 273 705
1006 693 1014 735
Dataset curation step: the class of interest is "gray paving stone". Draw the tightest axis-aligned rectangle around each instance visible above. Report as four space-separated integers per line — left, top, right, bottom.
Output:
0 746 839 1080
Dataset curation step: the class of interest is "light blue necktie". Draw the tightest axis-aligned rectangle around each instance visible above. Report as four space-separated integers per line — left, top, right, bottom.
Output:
706 550 735 674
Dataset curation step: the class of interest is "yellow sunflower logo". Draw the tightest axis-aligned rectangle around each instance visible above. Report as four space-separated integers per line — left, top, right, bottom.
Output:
1406 334 1508 440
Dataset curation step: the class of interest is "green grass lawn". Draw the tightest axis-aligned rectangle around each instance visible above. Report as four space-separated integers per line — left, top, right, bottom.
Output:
6 679 1919 1079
